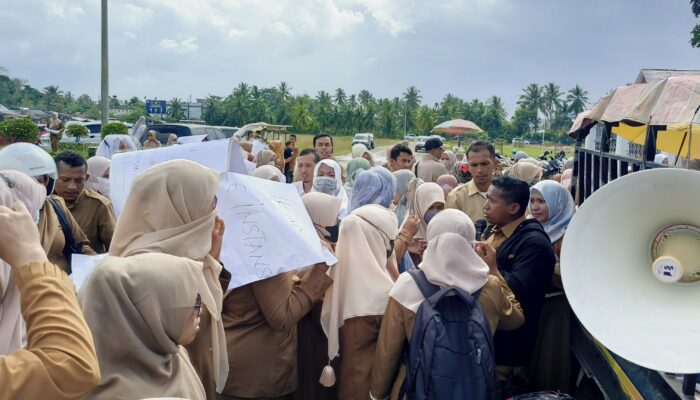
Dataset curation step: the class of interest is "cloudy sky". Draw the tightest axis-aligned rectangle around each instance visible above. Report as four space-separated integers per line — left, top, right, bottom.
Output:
2 0 699 113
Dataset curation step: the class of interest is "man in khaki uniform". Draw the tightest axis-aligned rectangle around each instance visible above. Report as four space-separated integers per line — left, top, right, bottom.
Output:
414 138 448 183
54 151 116 254
446 140 497 222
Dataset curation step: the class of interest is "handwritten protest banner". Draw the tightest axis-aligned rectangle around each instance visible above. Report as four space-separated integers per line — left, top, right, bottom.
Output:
217 172 336 289
110 139 246 215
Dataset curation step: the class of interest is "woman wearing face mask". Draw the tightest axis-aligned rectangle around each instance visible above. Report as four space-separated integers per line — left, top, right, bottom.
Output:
320 204 399 400
527 180 576 394
312 159 349 219
85 156 111 199
0 170 47 355
107 160 229 399
343 158 371 199
296 192 343 400
370 209 524 400
254 149 278 169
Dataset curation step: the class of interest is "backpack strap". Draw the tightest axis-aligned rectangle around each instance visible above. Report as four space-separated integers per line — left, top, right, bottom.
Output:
47 197 80 274
408 269 440 299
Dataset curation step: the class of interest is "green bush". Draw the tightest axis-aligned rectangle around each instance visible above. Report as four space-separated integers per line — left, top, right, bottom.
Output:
0 117 39 143
65 124 89 140
101 122 128 138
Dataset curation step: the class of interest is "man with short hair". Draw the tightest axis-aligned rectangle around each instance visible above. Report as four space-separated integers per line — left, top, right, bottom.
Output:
294 149 321 196
446 140 497 222
388 144 413 171
313 133 333 160
54 151 116 254
476 175 555 395
414 137 448 183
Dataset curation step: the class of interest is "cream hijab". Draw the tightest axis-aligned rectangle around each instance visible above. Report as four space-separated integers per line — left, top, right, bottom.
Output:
86 156 111 199
302 192 342 241
0 170 46 355
254 149 276 168
80 253 209 400
390 209 489 313
109 159 228 392
509 161 543 184
251 165 286 182
321 204 399 362
313 159 349 219
404 181 445 238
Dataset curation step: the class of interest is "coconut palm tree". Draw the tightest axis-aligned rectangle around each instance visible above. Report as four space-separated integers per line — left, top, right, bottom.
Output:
167 97 185 120
43 85 62 112
277 81 292 101
203 95 222 125
518 83 544 134
334 88 347 106
402 85 421 134
415 105 437 133
292 96 314 132
567 84 590 115
542 82 563 132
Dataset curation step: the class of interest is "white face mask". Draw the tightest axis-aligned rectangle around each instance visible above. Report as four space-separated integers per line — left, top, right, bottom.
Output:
314 176 338 195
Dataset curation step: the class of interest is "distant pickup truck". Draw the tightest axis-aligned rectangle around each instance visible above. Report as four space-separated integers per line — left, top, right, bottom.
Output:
352 133 375 149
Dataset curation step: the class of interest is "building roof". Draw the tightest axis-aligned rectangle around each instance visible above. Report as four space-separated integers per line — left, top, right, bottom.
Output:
635 69 700 84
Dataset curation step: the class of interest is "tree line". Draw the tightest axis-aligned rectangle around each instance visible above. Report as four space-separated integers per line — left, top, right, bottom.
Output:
0 68 589 141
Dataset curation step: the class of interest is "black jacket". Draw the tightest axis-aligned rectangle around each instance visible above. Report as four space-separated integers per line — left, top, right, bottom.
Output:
488 218 556 367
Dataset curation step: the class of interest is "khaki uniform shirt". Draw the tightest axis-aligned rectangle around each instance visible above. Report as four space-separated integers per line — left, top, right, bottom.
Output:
486 216 527 251
65 189 116 254
369 275 525 400
0 262 100 400
220 264 331 398
40 197 96 273
445 180 487 223
414 154 449 183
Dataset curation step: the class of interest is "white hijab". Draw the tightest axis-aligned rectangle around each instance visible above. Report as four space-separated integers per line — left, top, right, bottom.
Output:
251 165 286 182
0 170 47 355
86 156 111 199
321 204 398 362
390 209 489 313
96 134 137 159
313 159 349 218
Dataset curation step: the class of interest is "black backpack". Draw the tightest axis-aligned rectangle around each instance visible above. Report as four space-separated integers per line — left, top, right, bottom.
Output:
404 269 498 400
47 197 82 274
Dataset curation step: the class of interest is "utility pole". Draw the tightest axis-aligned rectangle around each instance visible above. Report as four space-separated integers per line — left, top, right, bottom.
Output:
100 0 109 127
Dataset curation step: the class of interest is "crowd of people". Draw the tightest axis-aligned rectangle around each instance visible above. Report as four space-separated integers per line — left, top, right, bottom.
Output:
0 131 578 400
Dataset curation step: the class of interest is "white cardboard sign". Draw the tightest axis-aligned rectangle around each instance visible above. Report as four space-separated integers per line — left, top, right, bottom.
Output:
216 172 336 289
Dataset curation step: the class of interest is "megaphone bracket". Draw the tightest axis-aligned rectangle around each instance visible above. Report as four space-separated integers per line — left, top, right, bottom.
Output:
651 224 700 284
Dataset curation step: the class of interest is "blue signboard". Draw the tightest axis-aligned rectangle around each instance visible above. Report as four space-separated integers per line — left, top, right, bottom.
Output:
145 100 167 115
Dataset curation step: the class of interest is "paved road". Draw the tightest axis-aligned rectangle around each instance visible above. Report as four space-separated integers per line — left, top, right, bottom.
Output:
336 142 428 168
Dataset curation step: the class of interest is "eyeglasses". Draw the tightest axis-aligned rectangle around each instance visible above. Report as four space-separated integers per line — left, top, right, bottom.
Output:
355 215 395 258
194 293 202 318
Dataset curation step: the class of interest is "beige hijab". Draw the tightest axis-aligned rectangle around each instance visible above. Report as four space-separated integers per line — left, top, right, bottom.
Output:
321 204 398 362
144 130 162 149
251 165 285 182
109 160 228 391
510 161 543 183
302 192 342 241
86 156 111 199
390 209 489 313
406 181 445 238
0 170 46 355
167 133 179 146
254 149 276 168
80 253 210 400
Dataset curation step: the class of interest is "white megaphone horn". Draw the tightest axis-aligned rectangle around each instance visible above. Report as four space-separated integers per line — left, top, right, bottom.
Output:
561 168 700 374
